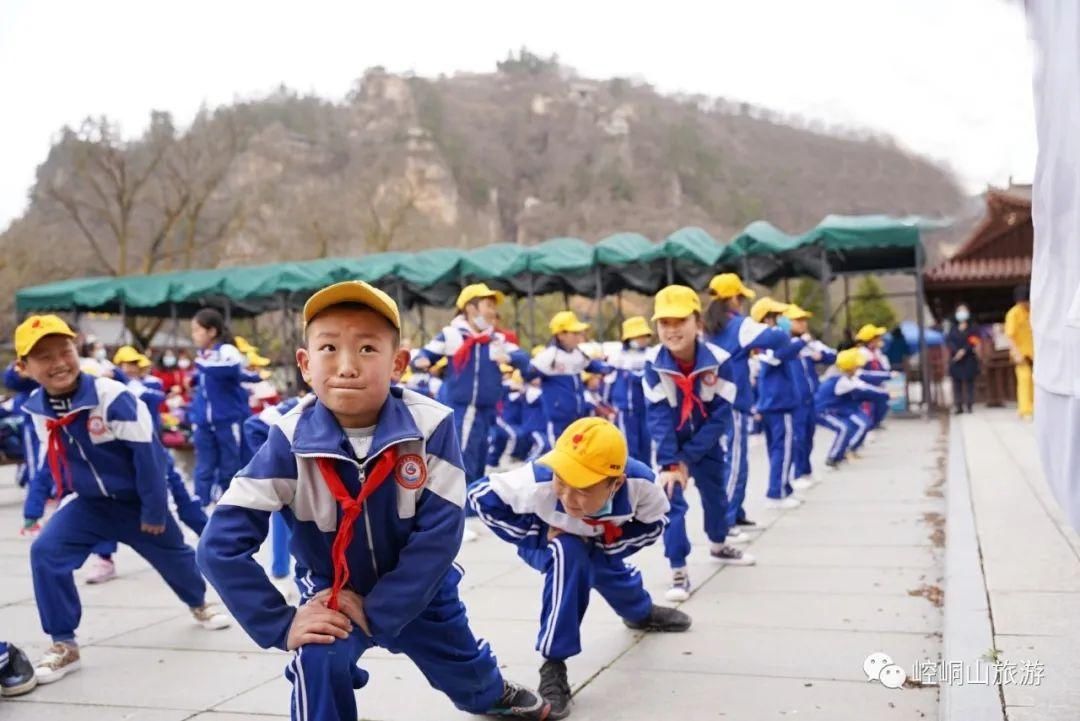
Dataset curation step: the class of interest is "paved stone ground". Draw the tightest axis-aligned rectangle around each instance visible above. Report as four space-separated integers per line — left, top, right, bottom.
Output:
958 409 1080 721
0 418 945 720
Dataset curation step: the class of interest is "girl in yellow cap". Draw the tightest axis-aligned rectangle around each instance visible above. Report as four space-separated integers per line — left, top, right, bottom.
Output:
606 316 653 464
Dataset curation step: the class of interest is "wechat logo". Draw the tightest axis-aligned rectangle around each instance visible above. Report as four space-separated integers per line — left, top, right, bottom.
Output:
864 652 907 689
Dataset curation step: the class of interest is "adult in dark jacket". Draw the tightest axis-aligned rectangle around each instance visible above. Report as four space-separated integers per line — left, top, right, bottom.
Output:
947 305 980 414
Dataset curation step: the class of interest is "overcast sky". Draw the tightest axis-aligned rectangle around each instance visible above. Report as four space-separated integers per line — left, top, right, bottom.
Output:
0 0 1035 232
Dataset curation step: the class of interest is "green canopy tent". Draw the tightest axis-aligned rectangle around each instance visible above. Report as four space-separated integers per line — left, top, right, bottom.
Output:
647 227 732 289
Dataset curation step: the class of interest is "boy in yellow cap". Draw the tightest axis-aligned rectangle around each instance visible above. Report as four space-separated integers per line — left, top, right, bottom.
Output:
15 315 229 685
814 349 889 467
197 281 550 721
412 283 529 495
528 310 610 444
606 316 654 463
853 323 892 431
749 297 811 510
469 417 689 719
644 285 752 603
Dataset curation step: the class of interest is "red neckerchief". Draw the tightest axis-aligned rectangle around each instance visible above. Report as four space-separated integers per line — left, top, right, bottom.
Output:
452 332 491 372
671 368 706 431
314 446 399 612
583 517 623 544
45 413 80 500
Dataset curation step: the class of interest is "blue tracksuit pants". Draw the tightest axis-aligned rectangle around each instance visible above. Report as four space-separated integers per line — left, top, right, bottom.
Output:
486 417 513 468
30 497 206 642
164 452 207 535
615 408 651 465
519 535 653 661
724 409 751 527
663 454 730 568
451 403 496 484
848 411 872 451
870 395 889 429
791 402 816 480
817 412 853 464
193 421 244 504
762 410 796 499
282 571 504 721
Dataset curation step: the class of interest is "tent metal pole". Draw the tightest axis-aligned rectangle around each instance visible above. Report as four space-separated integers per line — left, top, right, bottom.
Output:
417 304 427 342
169 303 179 347
279 292 289 354
594 267 603 339
741 256 751 285
914 244 931 414
395 285 407 338
819 247 833 344
223 298 232 327
783 277 791 303
119 298 128 345
665 258 674 285
843 275 851 335
512 295 523 341
527 274 536 347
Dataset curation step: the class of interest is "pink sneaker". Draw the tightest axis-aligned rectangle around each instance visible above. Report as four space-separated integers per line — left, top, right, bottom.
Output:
85 556 117 584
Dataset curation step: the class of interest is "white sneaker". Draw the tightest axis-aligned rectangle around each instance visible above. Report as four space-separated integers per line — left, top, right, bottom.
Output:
192 604 232 630
85 556 117 584
710 544 757 566
35 642 81 684
790 478 815 491
665 569 691 601
764 496 802 510
462 527 480 543
726 530 751 544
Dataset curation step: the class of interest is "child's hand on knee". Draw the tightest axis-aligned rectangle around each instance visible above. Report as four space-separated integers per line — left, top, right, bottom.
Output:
286 596 353 650
314 588 372 637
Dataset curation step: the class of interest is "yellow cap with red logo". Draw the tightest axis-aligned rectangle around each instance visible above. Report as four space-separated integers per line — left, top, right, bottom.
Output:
538 417 628 489
14 315 76 358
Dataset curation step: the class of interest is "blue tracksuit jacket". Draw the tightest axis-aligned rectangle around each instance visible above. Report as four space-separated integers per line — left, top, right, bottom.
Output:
528 343 610 428
190 342 259 424
708 314 791 412
416 317 528 409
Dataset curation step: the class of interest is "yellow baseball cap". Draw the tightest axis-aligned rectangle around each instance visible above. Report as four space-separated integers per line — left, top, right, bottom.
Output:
137 354 153 369
113 345 143 365
784 304 813 320
621 316 652 341
854 324 887 343
538 417 628 489
246 351 271 367
456 283 505 311
708 273 756 299
652 285 701 321
749 297 790 323
303 280 400 330
549 310 589 335
15 315 77 358
234 336 256 354
836 347 868 372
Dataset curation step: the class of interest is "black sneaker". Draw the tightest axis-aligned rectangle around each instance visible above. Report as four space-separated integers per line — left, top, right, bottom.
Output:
623 604 692 632
735 517 757 527
0 644 37 697
538 659 571 720
487 677 551 719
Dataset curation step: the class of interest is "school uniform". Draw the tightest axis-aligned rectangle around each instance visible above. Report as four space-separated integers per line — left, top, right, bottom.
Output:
25 373 208 643
856 345 892 428
528 344 609 444
815 375 889 464
605 346 652 464
198 388 511 721
191 342 259 504
417 317 528 484
755 337 808 499
643 341 736 568
792 340 837 480
242 397 301 580
468 458 668 660
5 363 39 488
707 313 791 525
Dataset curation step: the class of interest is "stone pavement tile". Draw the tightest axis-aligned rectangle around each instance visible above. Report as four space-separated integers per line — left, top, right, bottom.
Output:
0 569 33 604
2 701 191 721
994 634 1080 712
567 668 937 721
989 591 1080 637
215 657 542 720
3 602 188 652
98 614 273 654
17 646 284 711
187 714 288 720
749 544 939 569
613 625 940 682
453 558 521 589
0 553 31 576
76 570 223 609
760 521 934 547
680 590 942 634
688 565 940 596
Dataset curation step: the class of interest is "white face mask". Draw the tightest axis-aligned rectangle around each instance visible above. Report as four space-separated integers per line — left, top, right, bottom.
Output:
178 358 191 370
162 354 177 368
629 339 648 350
955 309 970 323
93 348 107 361
471 314 491 332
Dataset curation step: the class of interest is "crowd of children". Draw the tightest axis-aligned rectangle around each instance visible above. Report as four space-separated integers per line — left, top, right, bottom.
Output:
3 273 895 720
